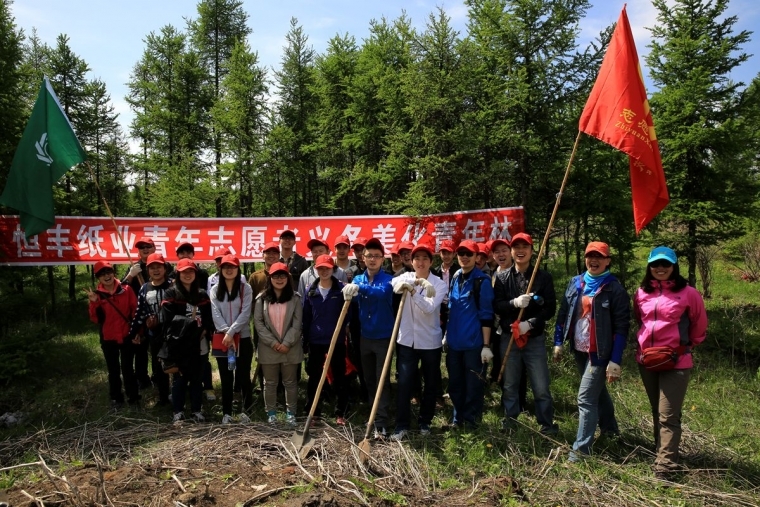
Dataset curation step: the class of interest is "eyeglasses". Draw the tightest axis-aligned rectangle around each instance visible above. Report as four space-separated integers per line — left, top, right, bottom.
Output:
457 251 475 257
271 273 289 280
363 254 383 260
649 260 673 269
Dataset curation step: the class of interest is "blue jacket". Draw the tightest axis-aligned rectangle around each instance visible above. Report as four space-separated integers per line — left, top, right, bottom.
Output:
447 267 494 351
302 276 353 346
353 269 395 339
553 273 629 364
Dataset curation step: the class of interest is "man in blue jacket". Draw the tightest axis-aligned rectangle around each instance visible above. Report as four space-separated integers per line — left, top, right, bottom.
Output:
446 239 495 429
342 238 395 438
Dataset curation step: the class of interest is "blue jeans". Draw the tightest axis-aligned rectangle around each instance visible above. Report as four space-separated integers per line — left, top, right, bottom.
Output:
396 344 442 430
571 354 610 457
574 350 619 435
501 334 556 432
446 348 486 427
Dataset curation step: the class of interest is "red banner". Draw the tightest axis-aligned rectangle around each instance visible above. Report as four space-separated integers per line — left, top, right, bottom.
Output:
0 207 524 266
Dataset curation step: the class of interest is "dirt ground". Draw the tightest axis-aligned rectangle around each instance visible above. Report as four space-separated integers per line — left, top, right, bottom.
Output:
0 419 522 507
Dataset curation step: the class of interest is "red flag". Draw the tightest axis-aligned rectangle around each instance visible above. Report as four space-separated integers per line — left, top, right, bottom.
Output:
579 5 669 233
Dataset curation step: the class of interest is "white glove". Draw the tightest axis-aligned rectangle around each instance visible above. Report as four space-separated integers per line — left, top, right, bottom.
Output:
481 346 494 363
417 278 436 297
552 345 563 362
518 321 532 335
512 294 532 308
127 263 142 278
393 281 415 294
342 283 360 300
606 361 621 382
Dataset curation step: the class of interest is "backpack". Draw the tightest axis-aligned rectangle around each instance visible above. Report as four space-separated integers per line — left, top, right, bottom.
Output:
158 306 202 374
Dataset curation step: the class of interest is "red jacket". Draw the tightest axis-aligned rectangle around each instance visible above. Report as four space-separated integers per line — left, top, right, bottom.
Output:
89 280 137 344
634 280 707 369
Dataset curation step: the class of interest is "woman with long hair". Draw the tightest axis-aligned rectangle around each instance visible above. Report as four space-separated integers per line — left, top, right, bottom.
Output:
634 246 707 479
161 258 214 423
211 254 254 423
253 262 303 424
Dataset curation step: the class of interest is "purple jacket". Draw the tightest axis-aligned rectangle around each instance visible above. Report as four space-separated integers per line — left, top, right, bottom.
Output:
634 280 707 369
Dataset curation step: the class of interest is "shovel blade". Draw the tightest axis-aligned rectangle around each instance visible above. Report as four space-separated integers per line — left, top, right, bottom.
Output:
357 438 372 465
290 429 310 452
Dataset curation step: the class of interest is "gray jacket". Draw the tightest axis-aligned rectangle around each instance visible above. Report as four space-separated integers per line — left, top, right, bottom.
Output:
253 292 304 365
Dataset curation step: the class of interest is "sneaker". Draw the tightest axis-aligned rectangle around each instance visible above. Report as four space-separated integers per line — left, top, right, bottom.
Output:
192 411 205 422
373 427 387 440
335 416 347 427
204 390 216 401
286 412 297 426
419 424 431 436
239 413 251 424
221 414 233 424
172 412 184 424
391 429 407 441
267 412 277 424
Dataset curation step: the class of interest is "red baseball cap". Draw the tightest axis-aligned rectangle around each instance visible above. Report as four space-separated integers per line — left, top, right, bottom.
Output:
510 232 533 246
352 237 368 249
268 262 289 275
213 246 231 260
490 238 510 250
262 242 280 253
456 240 478 254
176 258 198 272
398 241 415 253
389 243 400 255
585 241 610 257
220 254 240 267
94 260 114 276
411 243 434 260
314 254 335 269
334 235 350 248
365 238 385 255
439 239 456 252
307 238 329 251
136 237 155 248
146 253 166 266
477 242 490 255
175 241 194 253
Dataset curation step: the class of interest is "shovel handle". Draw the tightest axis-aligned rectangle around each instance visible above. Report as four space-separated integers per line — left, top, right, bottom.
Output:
362 290 409 441
303 298 352 429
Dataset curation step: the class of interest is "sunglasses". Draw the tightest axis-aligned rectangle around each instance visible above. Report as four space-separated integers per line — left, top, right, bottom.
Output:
649 260 673 269
271 273 289 280
457 251 475 257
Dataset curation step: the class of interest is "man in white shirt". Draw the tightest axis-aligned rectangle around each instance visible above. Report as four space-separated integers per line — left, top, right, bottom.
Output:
389 243 447 439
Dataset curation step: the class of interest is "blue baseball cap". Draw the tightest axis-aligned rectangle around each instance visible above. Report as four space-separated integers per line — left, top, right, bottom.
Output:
647 246 677 264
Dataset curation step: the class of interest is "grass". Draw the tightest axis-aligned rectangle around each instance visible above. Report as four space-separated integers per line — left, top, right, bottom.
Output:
2 262 760 505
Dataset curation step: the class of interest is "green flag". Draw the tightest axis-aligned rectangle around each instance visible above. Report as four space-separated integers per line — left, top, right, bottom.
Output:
0 76 86 238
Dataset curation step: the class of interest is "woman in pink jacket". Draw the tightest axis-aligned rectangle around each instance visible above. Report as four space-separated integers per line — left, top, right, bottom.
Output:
633 246 707 479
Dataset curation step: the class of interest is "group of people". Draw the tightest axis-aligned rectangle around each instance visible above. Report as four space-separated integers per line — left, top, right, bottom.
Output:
87 231 706 477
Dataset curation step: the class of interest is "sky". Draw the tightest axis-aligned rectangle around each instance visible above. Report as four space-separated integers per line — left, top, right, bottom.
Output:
10 0 760 144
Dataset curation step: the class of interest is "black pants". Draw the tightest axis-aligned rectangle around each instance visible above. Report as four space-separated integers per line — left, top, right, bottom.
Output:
101 340 138 403
149 337 171 403
306 341 348 418
133 336 151 386
215 337 254 415
396 344 441 430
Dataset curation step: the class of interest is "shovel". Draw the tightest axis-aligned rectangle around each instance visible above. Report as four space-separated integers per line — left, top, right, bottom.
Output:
290 298 351 458
358 290 409 465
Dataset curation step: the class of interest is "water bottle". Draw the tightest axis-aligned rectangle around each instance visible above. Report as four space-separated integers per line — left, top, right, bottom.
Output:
227 345 236 371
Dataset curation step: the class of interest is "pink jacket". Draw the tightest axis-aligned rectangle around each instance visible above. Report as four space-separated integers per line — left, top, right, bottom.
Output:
633 280 707 369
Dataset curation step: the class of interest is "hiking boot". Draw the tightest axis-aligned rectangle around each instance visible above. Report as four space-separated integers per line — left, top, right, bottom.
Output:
286 412 297 426
192 412 205 422
391 429 407 442
239 413 251 424
222 414 233 424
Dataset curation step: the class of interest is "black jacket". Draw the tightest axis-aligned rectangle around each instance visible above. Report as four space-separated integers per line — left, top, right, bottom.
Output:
493 265 556 338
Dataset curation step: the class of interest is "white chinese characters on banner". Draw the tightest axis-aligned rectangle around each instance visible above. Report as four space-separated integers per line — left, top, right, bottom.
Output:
0 207 524 265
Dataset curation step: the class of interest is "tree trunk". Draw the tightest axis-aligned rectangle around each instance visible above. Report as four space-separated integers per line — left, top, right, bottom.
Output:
688 219 697 287
47 266 56 315
68 265 76 301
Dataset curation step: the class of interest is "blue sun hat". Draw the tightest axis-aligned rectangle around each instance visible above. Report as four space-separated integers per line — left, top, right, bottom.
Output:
647 246 677 264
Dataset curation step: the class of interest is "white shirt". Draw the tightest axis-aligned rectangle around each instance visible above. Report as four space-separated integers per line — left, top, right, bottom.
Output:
391 271 447 350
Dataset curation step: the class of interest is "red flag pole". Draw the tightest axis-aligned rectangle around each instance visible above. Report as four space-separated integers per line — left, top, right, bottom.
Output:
497 130 583 383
